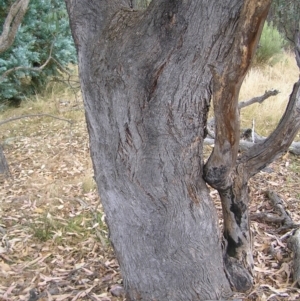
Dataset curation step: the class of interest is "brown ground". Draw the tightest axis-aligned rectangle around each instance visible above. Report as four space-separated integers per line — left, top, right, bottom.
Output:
1 100 300 301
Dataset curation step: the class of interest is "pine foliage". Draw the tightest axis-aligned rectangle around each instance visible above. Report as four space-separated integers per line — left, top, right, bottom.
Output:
0 0 76 105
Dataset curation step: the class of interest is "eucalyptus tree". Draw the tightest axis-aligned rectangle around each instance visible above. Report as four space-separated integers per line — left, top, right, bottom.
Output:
65 1 300 300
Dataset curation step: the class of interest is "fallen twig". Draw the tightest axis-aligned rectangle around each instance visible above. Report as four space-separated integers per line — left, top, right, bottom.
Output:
267 190 294 228
0 113 73 126
251 190 296 231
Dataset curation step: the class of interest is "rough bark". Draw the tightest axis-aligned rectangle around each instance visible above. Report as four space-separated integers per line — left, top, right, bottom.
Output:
204 59 300 291
0 0 29 54
205 129 300 155
238 89 280 110
206 89 280 140
65 0 297 299
203 0 272 291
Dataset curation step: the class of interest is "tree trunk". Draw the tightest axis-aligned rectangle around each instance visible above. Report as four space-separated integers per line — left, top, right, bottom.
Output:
65 0 300 300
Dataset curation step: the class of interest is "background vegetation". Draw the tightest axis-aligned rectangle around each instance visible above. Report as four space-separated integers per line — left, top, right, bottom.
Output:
0 0 76 107
253 22 286 66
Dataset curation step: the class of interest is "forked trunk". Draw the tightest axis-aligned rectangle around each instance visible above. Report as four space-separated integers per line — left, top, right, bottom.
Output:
64 0 300 299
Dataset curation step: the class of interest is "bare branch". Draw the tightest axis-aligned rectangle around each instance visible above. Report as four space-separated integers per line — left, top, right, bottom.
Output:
206 89 280 140
205 133 300 155
0 44 54 83
239 79 300 177
0 114 73 127
204 1 271 190
238 89 280 109
0 0 30 54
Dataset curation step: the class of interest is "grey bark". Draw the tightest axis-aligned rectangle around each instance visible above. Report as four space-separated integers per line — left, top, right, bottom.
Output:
66 1 234 299
251 190 297 230
65 0 300 299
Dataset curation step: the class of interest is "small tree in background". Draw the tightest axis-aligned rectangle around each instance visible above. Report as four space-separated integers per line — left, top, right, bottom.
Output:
0 0 76 106
254 21 286 66
269 0 300 67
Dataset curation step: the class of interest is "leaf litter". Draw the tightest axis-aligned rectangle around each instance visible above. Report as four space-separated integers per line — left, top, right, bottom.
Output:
1 101 300 300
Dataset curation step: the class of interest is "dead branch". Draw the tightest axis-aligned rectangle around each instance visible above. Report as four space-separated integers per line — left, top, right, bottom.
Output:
0 114 73 127
0 44 54 83
205 133 300 155
251 190 297 231
238 89 280 109
0 0 30 54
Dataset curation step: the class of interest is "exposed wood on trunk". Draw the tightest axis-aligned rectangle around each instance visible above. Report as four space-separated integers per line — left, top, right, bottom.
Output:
238 89 280 109
204 2 271 189
238 80 300 177
204 0 272 291
205 130 300 155
66 0 242 299
0 114 73 126
206 89 280 140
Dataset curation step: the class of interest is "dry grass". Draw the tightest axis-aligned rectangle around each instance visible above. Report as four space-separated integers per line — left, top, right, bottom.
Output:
239 52 299 137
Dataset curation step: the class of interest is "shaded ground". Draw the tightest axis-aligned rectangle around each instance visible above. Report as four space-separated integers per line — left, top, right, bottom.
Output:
1 100 300 300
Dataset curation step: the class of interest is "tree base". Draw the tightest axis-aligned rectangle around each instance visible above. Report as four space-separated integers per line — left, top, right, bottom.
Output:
224 255 253 292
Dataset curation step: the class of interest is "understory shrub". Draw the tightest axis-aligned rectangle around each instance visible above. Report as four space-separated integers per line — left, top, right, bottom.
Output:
253 22 286 66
